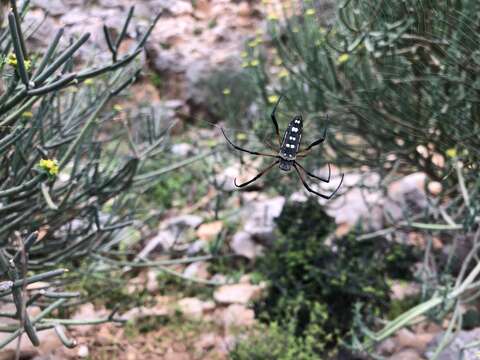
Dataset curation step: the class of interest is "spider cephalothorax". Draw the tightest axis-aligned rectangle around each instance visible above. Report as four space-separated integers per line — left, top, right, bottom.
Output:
221 96 344 200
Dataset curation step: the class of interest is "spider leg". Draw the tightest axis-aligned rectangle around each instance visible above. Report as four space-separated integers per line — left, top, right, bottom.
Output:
293 162 344 200
234 160 280 188
298 125 327 156
270 95 283 146
294 161 331 183
221 128 279 158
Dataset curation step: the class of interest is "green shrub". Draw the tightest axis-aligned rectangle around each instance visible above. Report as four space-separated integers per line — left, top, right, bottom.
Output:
199 67 258 129
0 1 164 349
230 322 319 360
253 199 418 355
241 0 480 188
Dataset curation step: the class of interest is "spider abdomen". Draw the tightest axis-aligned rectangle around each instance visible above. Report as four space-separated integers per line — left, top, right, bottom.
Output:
279 115 303 160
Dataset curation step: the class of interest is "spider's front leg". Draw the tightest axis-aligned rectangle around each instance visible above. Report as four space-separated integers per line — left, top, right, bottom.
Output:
297 115 329 157
221 128 278 158
297 127 327 157
270 95 283 146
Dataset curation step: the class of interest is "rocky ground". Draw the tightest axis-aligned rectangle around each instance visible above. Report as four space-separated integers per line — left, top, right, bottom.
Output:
1 1 480 360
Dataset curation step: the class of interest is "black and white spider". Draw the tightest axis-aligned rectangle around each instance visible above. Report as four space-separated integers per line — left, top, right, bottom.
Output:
221 97 344 200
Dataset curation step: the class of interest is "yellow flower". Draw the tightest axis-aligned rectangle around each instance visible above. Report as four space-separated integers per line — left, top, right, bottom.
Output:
241 61 249 68
223 88 231 95
113 104 123 112
267 13 279 21
337 53 350 65
22 111 33 118
6 53 17 66
39 159 59 176
305 8 315 16
268 95 279 104
6 53 31 71
84 78 94 85
236 133 247 141
24 59 31 71
248 39 259 48
278 69 289 78
446 148 457 158
240 51 248 58
292 26 300 33
274 57 282 66
250 59 260 67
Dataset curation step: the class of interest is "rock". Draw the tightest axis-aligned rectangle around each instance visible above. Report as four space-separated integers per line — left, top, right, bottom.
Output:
390 281 421 300
427 181 442 196
146 269 159 293
186 239 207 255
164 350 190 360
171 143 194 157
377 338 396 356
196 221 223 241
71 303 97 335
326 172 382 228
395 328 435 353
177 297 204 319
243 196 285 245
213 283 263 305
327 172 429 230
98 0 124 8
390 349 424 360
164 214 204 229
194 333 220 352
231 231 263 259
136 214 203 258
426 328 480 360
0 325 62 360
31 0 69 16
177 297 215 320
183 261 210 280
123 303 170 321
77 345 89 358
221 304 255 329
237 2 252 17
385 172 428 221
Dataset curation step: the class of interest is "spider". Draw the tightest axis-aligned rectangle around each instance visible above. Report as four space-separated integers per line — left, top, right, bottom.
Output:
221 97 344 200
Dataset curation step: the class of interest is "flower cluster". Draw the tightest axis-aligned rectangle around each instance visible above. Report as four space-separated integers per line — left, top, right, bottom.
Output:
6 52 31 71
38 159 59 177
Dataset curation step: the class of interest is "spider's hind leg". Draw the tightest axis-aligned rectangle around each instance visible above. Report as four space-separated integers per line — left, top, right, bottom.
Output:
294 161 331 183
293 162 344 200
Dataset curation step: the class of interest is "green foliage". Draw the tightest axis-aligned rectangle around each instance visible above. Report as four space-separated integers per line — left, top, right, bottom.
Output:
199 67 258 128
0 2 164 349
254 199 418 354
241 0 480 188
146 167 199 208
230 322 320 360
155 271 213 300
